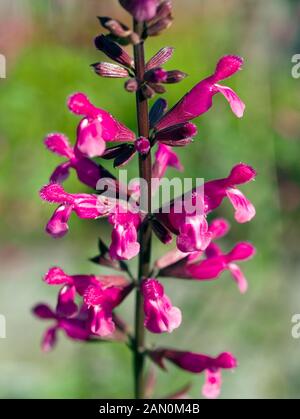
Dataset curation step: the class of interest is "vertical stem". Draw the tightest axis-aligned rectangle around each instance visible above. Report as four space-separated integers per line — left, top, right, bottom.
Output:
133 20 152 399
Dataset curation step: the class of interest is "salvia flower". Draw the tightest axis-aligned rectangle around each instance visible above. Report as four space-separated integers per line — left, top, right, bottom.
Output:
83 280 132 336
152 143 183 180
68 92 135 158
155 55 245 131
108 205 142 261
150 349 237 399
33 304 91 351
142 278 182 334
187 242 256 293
40 183 113 238
44 133 107 188
157 163 256 252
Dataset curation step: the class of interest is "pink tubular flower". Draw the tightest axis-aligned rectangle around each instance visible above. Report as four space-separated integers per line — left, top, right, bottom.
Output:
186 242 256 293
155 55 245 131
150 349 237 399
119 0 159 22
32 304 91 352
40 183 113 238
155 218 230 271
157 163 256 252
141 279 182 334
83 280 132 337
108 206 141 261
44 133 105 188
68 92 135 158
44 266 128 315
152 143 183 180
158 218 255 293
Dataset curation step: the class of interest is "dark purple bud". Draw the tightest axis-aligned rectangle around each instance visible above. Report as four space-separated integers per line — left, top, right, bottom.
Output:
101 144 131 160
91 62 130 78
149 83 166 94
98 17 132 38
149 98 168 128
94 35 134 68
119 0 159 22
164 70 188 84
151 219 173 244
147 17 173 36
125 78 139 92
135 137 151 155
114 145 136 167
141 84 156 99
144 68 168 83
155 122 198 146
146 47 174 71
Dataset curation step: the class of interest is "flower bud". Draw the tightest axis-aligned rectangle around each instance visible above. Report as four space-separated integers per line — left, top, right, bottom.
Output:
144 68 168 83
147 17 173 36
91 62 130 78
125 78 139 92
98 17 132 38
164 70 187 84
135 137 151 155
94 35 134 68
141 84 156 99
119 0 159 22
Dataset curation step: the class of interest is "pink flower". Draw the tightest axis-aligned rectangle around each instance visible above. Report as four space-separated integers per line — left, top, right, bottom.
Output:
119 0 159 22
142 279 182 334
150 349 237 399
187 242 256 293
44 266 128 315
152 143 183 180
155 218 230 270
40 183 113 238
108 205 141 261
44 133 105 188
32 304 91 352
157 163 256 252
68 92 135 158
155 55 245 131
83 281 132 337
158 219 255 293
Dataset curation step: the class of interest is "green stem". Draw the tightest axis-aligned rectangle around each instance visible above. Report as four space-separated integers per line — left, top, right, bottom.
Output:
133 20 152 400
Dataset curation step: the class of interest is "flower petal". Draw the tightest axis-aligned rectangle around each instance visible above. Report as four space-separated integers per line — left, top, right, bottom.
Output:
214 84 245 118
202 369 222 399
228 263 248 294
44 133 74 159
226 188 256 223
45 204 73 238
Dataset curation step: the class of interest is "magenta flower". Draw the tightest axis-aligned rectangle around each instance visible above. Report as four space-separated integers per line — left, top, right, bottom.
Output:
152 143 183 180
142 279 182 334
187 242 256 293
44 133 104 188
150 349 237 399
83 280 132 337
40 183 113 238
119 0 159 22
68 92 135 157
155 55 245 131
155 218 230 271
108 205 142 260
157 163 256 252
33 304 91 352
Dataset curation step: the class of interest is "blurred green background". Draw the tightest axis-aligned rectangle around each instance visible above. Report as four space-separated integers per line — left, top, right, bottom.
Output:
0 0 300 399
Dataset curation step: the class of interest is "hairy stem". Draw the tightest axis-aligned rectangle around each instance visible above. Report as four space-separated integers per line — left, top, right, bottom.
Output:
133 20 152 400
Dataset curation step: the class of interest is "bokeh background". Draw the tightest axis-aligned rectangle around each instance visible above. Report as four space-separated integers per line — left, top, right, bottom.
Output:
0 0 300 399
